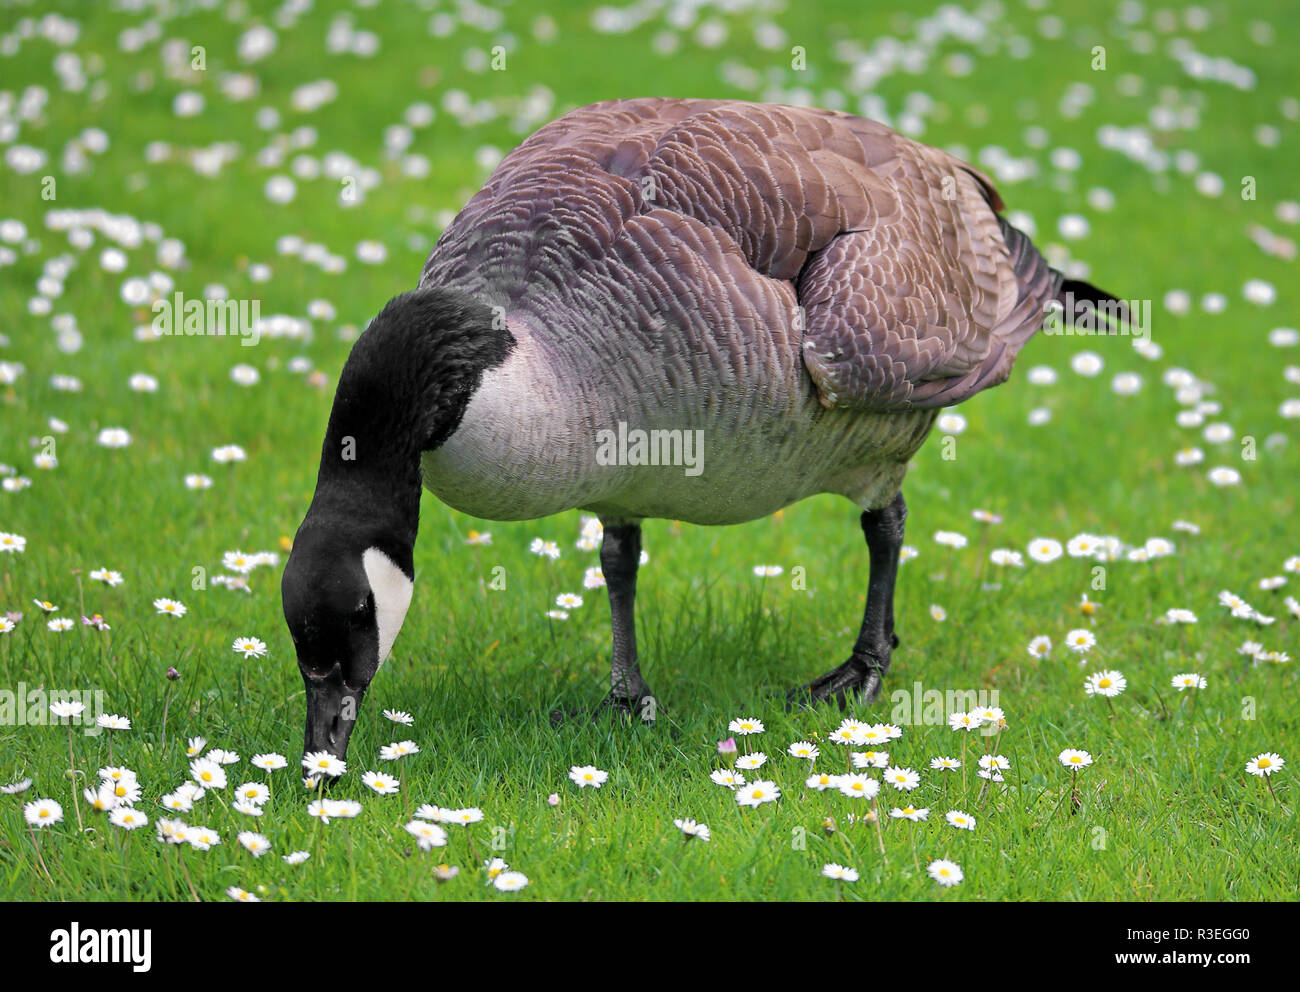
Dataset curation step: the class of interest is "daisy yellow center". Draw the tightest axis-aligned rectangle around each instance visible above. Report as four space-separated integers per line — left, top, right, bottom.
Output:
751 789 763 799
201 771 212 782
1098 678 1112 688
39 809 49 818
1259 758 1272 768
318 760 329 768
851 783 863 791
1070 756 1082 763
115 785 126 796
583 773 593 781
939 868 951 876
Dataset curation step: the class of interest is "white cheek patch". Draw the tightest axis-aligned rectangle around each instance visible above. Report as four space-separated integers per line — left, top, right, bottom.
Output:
362 547 414 668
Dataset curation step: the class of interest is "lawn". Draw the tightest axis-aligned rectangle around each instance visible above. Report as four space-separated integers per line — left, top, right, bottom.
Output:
0 0 1296 902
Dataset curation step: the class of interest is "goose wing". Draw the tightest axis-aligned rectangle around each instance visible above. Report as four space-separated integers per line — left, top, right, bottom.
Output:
422 98 1057 411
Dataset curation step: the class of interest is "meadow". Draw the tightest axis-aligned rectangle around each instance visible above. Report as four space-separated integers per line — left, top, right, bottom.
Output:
0 0 1296 902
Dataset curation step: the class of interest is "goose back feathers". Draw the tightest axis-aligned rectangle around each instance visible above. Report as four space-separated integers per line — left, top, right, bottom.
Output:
422 97 1061 414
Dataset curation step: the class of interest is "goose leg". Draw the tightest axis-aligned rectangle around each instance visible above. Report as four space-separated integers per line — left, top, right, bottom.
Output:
788 491 906 709
599 521 656 721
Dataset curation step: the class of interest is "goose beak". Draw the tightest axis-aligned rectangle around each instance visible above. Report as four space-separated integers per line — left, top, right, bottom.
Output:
303 663 363 762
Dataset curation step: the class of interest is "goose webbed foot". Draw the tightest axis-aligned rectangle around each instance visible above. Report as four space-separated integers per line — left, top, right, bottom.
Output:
548 686 659 728
786 653 887 711
786 632 899 711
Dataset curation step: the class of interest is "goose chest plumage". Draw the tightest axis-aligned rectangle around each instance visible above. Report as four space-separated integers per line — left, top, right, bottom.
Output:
282 97 1119 761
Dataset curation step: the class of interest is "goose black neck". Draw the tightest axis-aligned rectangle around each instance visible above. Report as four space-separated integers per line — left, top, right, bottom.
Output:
306 286 515 545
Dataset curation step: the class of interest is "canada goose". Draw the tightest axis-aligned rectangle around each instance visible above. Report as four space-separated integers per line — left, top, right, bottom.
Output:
281 98 1119 761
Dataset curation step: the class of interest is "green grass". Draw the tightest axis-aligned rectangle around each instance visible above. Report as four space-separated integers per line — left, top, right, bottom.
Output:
0 0 1296 901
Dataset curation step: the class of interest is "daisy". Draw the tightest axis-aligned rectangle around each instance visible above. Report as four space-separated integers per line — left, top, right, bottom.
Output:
233 831 270 857
89 568 124 586
837 774 879 799
884 767 920 791
805 772 838 791
283 851 311 865
227 887 259 902
735 753 767 770
383 709 414 726
830 719 869 746
47 617 75 632
155 819 188 845
736 780 781 807
483 857 510 882
105 779 142 805
96 713 131 730
0 532 27 553
821 863 859 881
978 754 1011 773
1165 608 1198 624
448 807 484 825
568 765 608 789
251 752 287 770
787 741 819 760
302 751 347 778
555 592 583 609
1027 537 1063 563
234 782 270 805
313 799 362 824
24 799 64 828
710 768 745 788
49 698 84 718
84 783 118 812
152 598 187 617
852 750 890 769
728 717 765 736
232 636 267 658
190 759 227 790
528 538 561 559
186 825 221 851
379 740 420 760
222 551 256 573
948 711 982 732
1245 752 1284 777
890 805 929 821
673 818 711 841
752 565 783 577
1064 629 1096 653
414 804 455 823
927 859 964 887
32 599 57 612
434 863 459 881
109 806 148 830
1171 673 1207 690
186 736 207 758
1058 748 1092 769
362 771 401 795
1085 670 1126 697
160 791 193 813
1027 635 1052 658
946 809 976 831
493 871 530 892
464 530 492 546
971 706 1005 728
930 756 961 771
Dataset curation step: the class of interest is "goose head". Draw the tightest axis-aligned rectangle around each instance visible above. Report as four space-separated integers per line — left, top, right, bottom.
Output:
281 286 514 764
282 521 413 761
